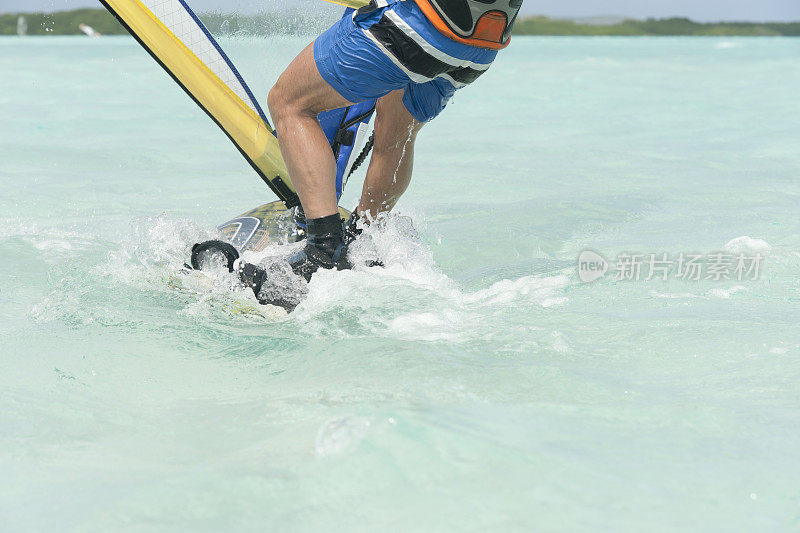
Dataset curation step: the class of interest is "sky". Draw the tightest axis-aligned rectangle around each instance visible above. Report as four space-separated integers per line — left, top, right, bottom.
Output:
3 0 800 22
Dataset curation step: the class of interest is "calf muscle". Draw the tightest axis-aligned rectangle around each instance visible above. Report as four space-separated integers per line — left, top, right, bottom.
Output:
268 43 353 219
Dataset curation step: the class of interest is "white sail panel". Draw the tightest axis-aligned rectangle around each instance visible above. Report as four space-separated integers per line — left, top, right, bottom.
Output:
141 0 267 120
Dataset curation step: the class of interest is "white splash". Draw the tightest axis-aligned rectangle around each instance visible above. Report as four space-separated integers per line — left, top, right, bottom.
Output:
723 236 771 254
649 290 699 299
464 274 571 307
707 286 747 299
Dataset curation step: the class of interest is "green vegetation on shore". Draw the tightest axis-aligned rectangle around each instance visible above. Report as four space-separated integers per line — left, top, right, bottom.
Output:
514 16 800 36
2 8 799 37
0 9 330 36
0 9 124 36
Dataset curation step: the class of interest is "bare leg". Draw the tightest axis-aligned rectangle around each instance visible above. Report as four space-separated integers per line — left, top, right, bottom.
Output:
267 43 354 219
357 90 424 220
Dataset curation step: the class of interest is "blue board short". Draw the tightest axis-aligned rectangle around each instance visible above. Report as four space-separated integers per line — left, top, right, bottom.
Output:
314 0 498 123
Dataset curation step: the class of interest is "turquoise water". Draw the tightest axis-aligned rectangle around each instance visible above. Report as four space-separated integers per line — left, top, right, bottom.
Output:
2 33 800 531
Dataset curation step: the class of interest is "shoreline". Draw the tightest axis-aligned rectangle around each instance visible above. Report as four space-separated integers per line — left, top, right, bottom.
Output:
3 9 799 37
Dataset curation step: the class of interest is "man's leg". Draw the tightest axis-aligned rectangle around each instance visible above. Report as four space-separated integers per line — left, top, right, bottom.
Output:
267 43 354 220
357 90 424 220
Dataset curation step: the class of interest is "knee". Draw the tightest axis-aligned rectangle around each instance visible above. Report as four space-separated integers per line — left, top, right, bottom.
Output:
268 80 311 123
267 83 291 123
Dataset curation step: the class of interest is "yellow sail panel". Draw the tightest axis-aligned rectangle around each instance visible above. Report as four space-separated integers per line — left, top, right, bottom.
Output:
100 0 299 206
320 0 371 9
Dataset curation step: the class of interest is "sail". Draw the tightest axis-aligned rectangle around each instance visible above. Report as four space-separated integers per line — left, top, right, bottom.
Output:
321 0 370 8
100 0 300 207
17 16 28 36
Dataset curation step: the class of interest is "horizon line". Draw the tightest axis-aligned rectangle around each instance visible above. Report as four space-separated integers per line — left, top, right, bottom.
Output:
2 8 800 25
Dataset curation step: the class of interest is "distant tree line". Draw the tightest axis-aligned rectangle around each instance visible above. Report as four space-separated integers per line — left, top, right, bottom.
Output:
0 8 335 36
2 9 799 37
0 9 125 35
513 16 800 36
